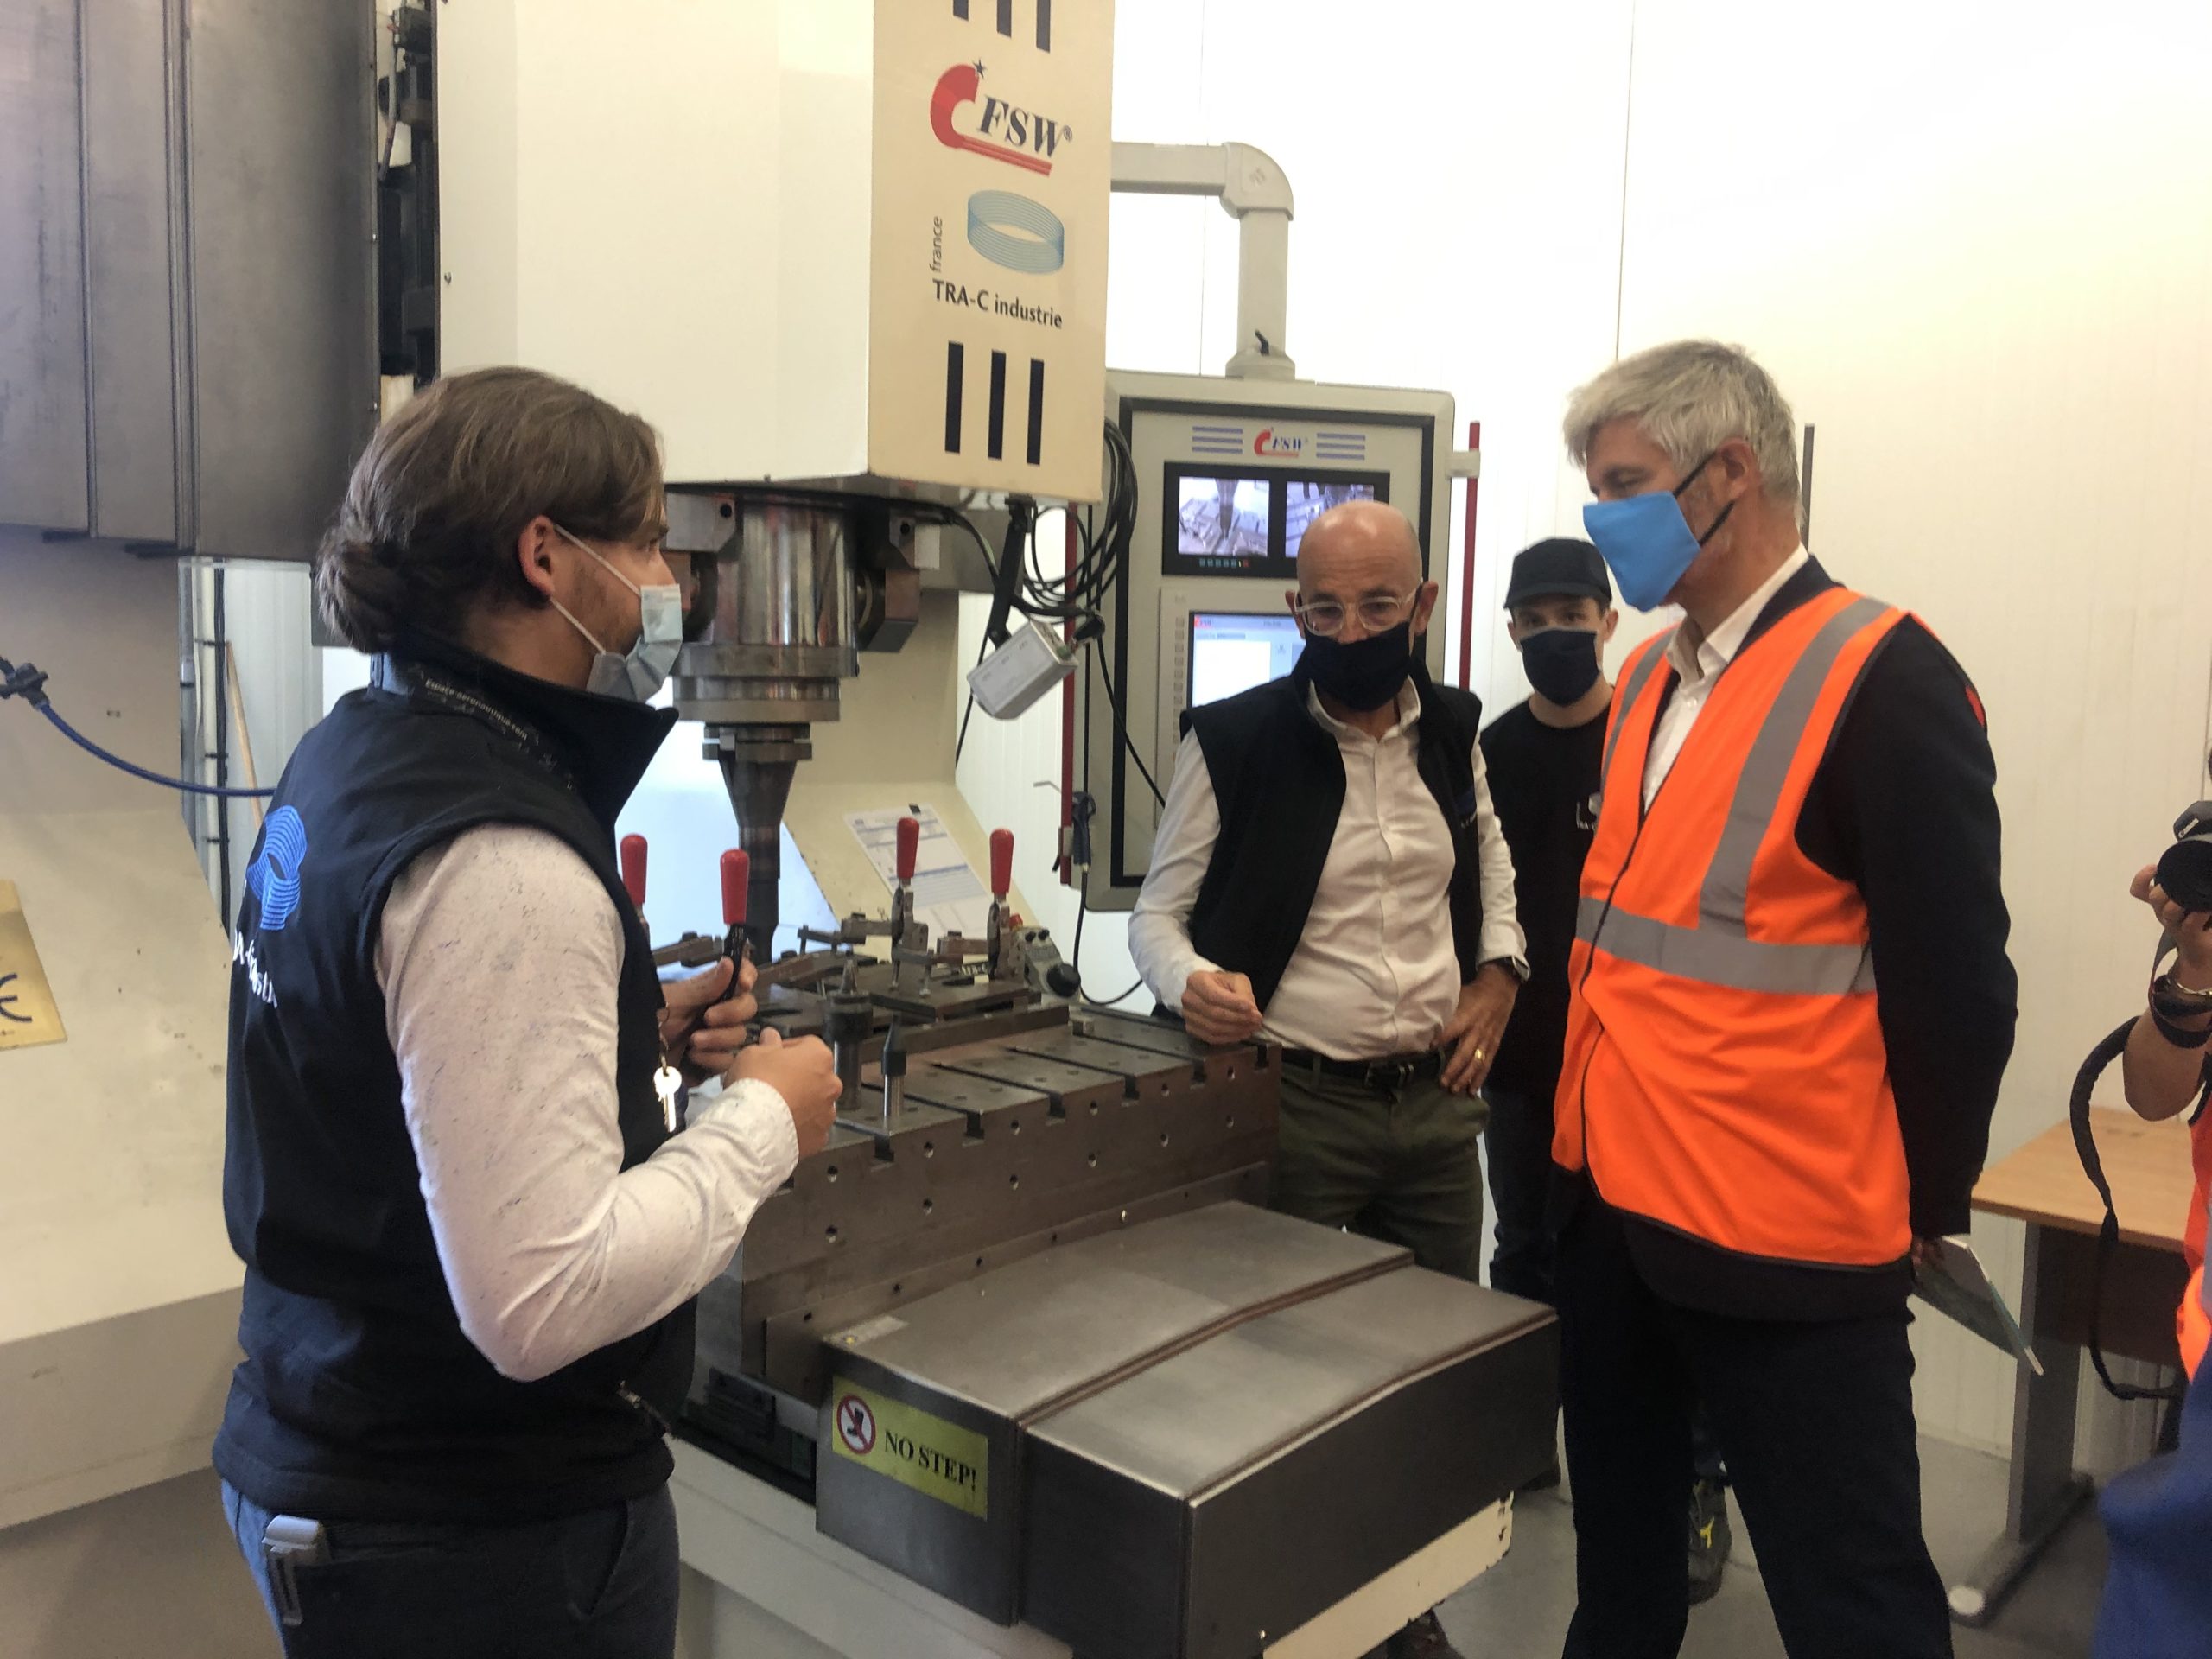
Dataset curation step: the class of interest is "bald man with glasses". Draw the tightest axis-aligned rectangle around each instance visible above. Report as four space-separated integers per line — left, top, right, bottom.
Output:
1129 501 1526 1659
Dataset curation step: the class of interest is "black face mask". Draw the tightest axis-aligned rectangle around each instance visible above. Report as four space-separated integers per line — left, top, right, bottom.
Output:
1300 621 1414 712
1519 626 1602 706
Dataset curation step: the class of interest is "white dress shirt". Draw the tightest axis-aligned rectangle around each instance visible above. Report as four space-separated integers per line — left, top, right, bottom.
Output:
1129 680 1526 1062
1643 546 1811 805
377 823 799 1383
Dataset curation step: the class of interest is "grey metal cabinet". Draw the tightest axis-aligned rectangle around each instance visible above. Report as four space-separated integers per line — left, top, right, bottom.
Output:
0 0 376 559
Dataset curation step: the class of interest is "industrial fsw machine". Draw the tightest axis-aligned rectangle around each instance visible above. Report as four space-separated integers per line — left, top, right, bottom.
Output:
3 2 1556 1653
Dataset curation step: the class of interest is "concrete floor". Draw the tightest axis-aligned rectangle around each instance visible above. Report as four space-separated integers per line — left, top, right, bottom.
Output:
1439 1436 2106 1658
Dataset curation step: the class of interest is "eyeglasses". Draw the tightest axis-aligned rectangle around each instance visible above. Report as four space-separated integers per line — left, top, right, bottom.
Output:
1293 590 1420 638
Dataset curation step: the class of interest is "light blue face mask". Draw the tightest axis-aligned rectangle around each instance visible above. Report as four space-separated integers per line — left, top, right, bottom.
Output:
1580 452 1735 611
548 524 683 702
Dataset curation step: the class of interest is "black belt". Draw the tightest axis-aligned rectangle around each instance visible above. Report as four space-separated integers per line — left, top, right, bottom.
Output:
1281 1048 1446 1091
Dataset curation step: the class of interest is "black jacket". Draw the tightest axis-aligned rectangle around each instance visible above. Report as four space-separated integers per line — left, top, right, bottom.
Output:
213 633 687 1522
1181 658 1487 1020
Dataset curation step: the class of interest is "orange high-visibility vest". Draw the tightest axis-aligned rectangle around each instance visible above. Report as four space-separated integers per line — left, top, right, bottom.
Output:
2177 1116 2212 1376
1554 588 1915 1268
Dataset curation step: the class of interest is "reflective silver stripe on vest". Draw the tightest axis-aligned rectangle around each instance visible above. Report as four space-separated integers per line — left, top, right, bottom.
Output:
1700 596 1890 929
1602 631 1677 787
1581 594 1892 997
1578 895 1877 995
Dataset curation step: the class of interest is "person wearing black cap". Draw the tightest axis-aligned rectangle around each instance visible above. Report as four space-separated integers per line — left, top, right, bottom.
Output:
1479 537 1618 1316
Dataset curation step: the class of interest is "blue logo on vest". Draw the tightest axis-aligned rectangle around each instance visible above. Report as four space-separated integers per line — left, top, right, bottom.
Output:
246 806 308 931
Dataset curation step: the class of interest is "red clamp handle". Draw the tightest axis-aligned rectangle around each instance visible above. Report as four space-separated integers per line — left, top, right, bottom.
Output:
989 829 1014 898
895 816 920 885
720 848 750 926
619 835 648 910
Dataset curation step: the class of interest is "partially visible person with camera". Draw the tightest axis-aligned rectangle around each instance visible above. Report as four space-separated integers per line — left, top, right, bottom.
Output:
2094 804 2212 1657
2118 804 2212 1374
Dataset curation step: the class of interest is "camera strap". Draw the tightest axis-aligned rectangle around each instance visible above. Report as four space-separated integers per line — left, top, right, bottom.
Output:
2070 1001 2191 1404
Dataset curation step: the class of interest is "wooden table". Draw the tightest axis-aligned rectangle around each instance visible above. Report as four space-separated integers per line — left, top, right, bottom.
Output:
1948 1107 2194 1625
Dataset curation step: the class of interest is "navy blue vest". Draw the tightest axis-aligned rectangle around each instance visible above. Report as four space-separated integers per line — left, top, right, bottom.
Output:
1181 658 1487 1018
213 633 685 1522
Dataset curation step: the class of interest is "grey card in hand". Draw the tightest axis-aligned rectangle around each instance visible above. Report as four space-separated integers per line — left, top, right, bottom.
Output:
1911 1236 2043 1376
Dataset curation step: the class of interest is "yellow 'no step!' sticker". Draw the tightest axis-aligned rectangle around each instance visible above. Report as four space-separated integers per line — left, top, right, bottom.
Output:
827 1380 989 1519
0 880 66 1052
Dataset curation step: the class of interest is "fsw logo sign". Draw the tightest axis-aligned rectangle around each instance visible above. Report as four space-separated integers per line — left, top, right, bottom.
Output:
931 61 1071 176
1254 429 1304 457
245 805 309 931
949 0 1055 54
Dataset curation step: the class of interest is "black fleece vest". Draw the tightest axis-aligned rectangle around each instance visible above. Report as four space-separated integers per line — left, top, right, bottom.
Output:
213 636 683 1523
1182 660 1487 1019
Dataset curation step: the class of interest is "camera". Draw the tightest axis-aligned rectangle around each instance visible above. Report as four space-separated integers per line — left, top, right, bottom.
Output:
2156 800 2212 914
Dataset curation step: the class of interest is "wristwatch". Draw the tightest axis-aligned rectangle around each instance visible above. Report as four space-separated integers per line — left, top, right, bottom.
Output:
2149 973 2212 1049
2153 970 2212 1007
1480 957 1530 986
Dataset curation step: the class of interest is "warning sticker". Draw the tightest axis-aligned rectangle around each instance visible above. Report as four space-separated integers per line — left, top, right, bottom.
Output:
826 1380 989 1519
0 881 66 1052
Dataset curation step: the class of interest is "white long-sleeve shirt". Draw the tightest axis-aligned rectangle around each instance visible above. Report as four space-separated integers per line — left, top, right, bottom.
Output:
1129 680 1526 1061
1643 546 1810 804
376 823 798 1382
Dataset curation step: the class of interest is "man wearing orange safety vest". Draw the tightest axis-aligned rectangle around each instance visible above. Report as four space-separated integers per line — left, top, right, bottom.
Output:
1550 341 2017 1659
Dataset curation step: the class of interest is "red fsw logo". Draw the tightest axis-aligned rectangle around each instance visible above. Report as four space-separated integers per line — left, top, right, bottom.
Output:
931 61 1067 176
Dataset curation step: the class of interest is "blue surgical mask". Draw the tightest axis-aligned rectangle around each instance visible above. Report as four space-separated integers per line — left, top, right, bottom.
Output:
548 525 684 702
1580 453 1735 611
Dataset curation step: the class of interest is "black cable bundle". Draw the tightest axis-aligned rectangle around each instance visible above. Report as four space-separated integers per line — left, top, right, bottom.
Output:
2070 1018 2190 1403
947 420 1151 791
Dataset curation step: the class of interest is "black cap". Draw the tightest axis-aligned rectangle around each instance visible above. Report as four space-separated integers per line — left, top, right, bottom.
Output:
1504 537 1611 611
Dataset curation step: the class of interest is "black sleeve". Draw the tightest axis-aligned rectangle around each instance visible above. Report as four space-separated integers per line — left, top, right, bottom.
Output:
1796 619 2018 1239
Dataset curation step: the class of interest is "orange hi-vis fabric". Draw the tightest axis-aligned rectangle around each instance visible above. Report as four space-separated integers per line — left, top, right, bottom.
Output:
2177 1113 2212 1376
2180 1266 2209 1379
1554 588 1915 1269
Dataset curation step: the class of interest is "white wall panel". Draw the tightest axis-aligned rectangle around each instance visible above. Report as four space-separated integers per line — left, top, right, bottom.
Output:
1611 0 2212 1452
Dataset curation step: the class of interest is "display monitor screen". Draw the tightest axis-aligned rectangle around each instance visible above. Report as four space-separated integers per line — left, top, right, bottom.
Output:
1160 464 1393 579
1283 478 1384 561
1173 474 1273 566
1188 612 1305 709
